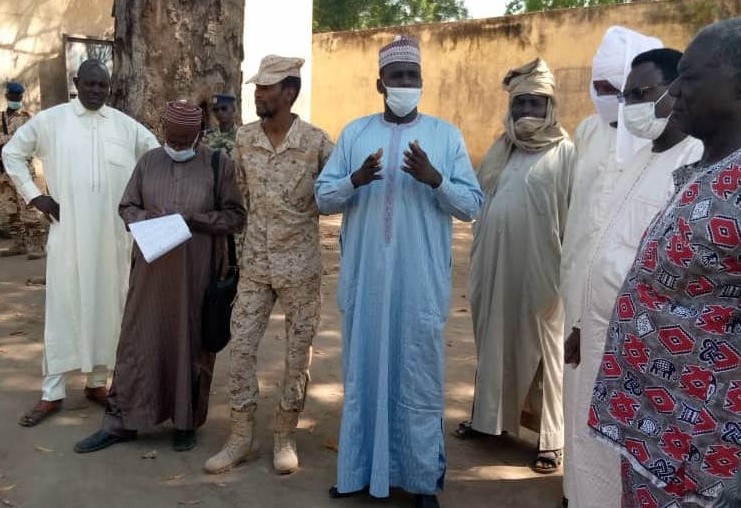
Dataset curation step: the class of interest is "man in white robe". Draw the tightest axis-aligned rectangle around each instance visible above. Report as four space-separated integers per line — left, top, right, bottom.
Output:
458 58 574 474
2 60 158 427
561 47 703 508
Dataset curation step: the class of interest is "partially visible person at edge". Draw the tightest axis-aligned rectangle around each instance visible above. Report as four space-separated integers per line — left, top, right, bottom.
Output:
455 58 574 476
2 60 159 428
73 100 246 454
202 93 239 160
0 81 45 259
588 17 741 507
563 47 703 507
560 26 662 508
315 35 482 508
204 55 333 476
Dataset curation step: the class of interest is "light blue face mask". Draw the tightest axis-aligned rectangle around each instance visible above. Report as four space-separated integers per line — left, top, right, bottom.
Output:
7 101 22 110
163 139 197 162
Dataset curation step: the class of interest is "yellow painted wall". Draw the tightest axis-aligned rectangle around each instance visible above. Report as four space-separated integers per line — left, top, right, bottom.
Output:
0 0 114 111
312 0 739 165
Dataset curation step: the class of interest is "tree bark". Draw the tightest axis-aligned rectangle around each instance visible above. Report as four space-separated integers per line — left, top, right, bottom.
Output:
110 0 244 135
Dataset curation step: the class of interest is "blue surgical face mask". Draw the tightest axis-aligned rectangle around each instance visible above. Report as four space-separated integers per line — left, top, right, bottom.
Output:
163 138 198 162
7 101 21 110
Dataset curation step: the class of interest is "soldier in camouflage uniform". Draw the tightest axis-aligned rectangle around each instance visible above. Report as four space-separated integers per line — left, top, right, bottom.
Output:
0 82 45 259
201 93 238 159
204 55 333 476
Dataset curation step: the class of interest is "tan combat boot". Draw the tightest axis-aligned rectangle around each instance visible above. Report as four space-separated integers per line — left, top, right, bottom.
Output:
273 408 300 474
204 409 259 474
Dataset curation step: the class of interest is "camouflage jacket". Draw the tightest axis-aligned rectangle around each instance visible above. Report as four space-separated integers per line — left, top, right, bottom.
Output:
234 117 333 288
202 125 238 159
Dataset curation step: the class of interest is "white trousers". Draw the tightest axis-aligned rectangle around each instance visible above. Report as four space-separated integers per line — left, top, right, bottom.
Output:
41 366 109 401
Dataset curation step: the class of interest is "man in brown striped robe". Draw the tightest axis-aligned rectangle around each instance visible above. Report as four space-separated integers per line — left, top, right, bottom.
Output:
73 101 246 453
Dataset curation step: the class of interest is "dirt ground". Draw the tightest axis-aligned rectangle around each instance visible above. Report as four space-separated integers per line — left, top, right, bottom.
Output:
0 217 563 508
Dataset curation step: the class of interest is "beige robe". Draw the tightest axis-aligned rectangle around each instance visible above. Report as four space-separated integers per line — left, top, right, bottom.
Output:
2 99 158 375
469 139 574 450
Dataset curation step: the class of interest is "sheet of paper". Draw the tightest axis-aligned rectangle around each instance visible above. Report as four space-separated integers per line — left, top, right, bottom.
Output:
128 213 192 263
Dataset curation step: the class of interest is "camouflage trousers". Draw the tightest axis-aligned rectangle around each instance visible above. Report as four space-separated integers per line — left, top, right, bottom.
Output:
229 276 321 412
0 174 46 251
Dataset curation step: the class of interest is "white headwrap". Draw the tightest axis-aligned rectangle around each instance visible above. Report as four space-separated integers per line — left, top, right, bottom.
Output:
591 26 663 163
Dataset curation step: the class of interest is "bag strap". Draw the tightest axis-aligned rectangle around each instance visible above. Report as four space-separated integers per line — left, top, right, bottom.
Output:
208 151 237 288
1 112 8 136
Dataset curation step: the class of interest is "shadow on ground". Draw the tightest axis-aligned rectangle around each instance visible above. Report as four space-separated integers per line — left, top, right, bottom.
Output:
0 219 563 508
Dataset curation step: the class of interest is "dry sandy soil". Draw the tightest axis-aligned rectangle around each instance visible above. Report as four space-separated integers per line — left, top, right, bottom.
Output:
0 217 563 508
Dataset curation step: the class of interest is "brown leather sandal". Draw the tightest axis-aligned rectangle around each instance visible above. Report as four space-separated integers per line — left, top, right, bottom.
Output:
19 399 63 427
454 420 490 439
531 449 563 474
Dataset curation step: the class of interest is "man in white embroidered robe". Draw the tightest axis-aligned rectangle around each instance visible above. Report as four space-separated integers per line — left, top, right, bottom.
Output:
562 48 702 508
2 60 158 426
560 28 666 507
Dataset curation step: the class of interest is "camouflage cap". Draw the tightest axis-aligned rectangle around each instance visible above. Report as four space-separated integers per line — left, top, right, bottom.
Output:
246 55 304 86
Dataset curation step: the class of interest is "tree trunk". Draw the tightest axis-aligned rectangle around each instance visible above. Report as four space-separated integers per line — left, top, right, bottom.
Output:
110 0 244 135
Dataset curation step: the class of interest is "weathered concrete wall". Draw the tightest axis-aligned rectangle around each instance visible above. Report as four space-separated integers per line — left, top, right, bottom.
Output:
0 0 114 111
312 0 739 165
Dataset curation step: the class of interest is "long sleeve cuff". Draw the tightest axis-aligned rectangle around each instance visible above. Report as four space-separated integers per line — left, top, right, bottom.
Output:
19 180 42 204
433 175 453 197
316 174 356 214
336 174 356 200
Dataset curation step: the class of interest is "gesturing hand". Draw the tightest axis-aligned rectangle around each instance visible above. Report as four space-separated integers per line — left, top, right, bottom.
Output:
402 140 442 188
351 148 383 188
30 195 60 222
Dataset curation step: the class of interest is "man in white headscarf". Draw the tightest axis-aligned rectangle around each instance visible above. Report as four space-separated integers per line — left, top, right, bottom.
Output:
560 26 662 507
455 58 574 474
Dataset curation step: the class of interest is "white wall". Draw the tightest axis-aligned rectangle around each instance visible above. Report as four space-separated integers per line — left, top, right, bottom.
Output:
241 0 313 123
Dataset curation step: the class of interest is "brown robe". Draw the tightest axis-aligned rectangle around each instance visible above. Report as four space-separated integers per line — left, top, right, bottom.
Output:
104 146 246 432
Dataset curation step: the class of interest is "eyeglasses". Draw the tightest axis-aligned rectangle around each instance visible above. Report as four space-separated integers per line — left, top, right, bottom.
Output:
212 105 232 112
617 84 667 104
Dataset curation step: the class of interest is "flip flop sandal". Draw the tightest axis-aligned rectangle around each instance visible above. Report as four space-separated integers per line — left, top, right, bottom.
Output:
452 420 486 440
531 449 563 474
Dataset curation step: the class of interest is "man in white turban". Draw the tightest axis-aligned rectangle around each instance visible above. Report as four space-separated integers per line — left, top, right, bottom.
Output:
454 58 574 475
561 26 662 508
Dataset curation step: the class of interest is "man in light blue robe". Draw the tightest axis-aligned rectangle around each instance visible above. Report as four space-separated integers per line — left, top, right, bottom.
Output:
315 36 482 508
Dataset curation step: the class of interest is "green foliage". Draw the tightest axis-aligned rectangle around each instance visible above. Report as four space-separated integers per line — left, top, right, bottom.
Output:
504 0 632 16
313 0 469 33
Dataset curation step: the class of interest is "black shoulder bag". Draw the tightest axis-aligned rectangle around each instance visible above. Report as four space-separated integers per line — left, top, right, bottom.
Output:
201 150 240 353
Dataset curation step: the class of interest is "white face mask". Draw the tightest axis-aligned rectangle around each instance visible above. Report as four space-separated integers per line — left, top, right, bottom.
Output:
622 90 671 140
7 101 21 110
384 84 421 118
591 90 620 124
164 138 198 162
